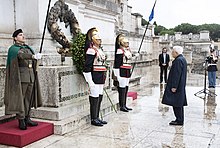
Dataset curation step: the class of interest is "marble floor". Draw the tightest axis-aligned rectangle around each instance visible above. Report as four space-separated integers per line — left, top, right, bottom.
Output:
1 66 220 148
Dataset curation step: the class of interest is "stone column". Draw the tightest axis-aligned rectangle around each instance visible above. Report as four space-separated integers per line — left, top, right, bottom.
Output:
152 36 160 61
132 13 143 34
200 30 210 41
0 0 15 33
175 32 182 41
152 25 155 37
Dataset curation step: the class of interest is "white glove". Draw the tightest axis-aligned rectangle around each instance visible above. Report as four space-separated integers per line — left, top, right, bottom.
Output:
132 53 139 60
98 49 106 61
33 53 42 60
83 72 95 86
124 50 132 60
101 54 106 60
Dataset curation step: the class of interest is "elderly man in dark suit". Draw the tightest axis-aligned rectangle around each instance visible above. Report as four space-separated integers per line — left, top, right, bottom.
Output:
162 46 187 126
159 47 170 83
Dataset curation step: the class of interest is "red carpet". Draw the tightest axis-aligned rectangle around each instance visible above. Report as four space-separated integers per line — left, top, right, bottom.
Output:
0 119 54 147
127 92 138 100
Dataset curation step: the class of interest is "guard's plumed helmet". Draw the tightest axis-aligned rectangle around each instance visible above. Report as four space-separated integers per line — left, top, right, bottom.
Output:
92 29 101 40
117 34 129 48
87 27 101 44
85 27 102 50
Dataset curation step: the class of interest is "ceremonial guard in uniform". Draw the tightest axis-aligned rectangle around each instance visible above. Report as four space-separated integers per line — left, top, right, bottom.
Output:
4 29 42 130
83 27 107 126
113 34 133 112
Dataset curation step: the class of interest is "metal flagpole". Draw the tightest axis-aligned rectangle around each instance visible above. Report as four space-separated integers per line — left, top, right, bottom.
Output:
39 0 52 53
130 0 157 75
27 0 52 116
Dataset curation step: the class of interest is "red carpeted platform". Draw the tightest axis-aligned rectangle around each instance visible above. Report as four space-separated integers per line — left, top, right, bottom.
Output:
127 92 138 100
0 119 54 147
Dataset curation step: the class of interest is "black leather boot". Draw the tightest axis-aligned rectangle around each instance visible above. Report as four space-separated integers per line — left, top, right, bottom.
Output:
89 96 103 126
117 86 122 107
97 95 107 124
18 119 27 130
25 116 38 126
118 87 129 112
125 86 132 111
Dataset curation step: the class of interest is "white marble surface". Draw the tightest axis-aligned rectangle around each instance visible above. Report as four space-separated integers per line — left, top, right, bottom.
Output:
1 66 220 148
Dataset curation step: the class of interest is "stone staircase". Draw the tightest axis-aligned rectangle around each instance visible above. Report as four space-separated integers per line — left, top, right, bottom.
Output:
0 76 140 135
32 89 119 135
0 89 119 135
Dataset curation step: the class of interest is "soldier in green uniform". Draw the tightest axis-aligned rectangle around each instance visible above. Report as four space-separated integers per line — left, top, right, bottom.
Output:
4 29 42 130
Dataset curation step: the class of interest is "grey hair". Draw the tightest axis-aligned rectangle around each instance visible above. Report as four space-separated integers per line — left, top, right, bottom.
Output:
173 46 183 54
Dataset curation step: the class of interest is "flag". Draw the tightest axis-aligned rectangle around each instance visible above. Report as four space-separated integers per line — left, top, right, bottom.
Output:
148 9 154 21
149 0 157 22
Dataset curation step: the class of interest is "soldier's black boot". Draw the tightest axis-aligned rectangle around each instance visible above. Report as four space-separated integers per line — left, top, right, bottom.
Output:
89 96 103 126
125 86 132 111
25 116 38 126
118 87 129 112
117 86 122 108
97 95 107 124
18 119 27 130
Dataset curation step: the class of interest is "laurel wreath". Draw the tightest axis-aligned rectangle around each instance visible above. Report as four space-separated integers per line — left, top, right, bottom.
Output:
47 0 86 74
47 0 80 54
70 33 86 74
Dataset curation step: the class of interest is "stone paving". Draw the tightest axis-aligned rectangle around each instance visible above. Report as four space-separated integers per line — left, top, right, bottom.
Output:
1 66 220 148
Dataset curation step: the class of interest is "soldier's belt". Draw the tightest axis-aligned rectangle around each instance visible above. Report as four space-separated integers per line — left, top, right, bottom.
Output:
93 65 107 71
208 64 217 66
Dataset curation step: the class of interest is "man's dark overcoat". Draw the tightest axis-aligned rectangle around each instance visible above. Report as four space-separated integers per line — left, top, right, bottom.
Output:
162 54 187 107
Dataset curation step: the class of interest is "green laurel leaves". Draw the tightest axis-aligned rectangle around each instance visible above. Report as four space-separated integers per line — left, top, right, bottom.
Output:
70 33 86 74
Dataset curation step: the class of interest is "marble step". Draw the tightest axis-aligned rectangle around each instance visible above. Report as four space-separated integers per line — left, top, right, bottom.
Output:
33 97 119 135
31 91 135 135
0 89 135 135
30 89 119 121
39 97 135 135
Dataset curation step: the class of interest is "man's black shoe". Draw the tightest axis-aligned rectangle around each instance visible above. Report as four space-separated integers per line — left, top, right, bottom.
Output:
125 106 132 111
97 118 107 124
91 119 103 126
120 107 129 112
169 121 183 126
18 119 27 130
25 116 38 126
